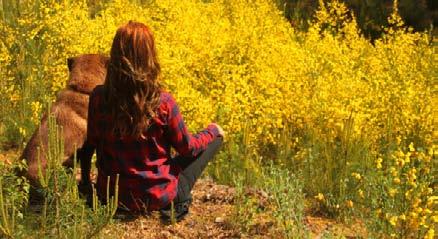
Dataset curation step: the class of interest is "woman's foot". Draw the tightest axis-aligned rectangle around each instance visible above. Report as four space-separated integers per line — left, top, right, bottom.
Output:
159 197 192 224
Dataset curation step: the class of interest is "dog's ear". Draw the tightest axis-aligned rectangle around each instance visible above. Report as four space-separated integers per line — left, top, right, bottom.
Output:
67 57 75 72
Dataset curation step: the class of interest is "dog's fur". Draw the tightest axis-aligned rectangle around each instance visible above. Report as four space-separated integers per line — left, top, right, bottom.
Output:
20 54 109 187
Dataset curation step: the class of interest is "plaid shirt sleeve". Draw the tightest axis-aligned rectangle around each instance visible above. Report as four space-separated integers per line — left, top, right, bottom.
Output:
165 93 219 158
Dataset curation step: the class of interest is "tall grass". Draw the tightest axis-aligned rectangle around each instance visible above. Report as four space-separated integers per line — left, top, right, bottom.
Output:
0 110 119 238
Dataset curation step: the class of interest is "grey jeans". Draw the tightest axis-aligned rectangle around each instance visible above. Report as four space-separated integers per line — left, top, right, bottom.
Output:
170 136 223 205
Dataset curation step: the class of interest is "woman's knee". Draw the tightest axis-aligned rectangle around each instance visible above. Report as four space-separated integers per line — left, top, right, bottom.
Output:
204 136 223 158
213 136 223 147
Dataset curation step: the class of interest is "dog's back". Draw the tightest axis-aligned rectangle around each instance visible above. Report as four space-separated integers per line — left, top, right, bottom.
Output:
20 54 109 187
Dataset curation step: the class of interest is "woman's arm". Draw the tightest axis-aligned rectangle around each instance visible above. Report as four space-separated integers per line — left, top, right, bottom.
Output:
165 94 220 158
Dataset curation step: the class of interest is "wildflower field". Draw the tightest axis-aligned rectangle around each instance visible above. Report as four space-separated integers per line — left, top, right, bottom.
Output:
0 0 436 238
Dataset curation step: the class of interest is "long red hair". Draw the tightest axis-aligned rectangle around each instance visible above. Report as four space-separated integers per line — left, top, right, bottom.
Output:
103 21 161 138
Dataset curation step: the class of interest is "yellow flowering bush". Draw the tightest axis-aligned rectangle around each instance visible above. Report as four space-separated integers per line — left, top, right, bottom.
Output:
364 143 436 238
0 0 435 237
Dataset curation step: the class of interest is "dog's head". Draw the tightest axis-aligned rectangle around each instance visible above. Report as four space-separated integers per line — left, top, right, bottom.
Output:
67 54 109 94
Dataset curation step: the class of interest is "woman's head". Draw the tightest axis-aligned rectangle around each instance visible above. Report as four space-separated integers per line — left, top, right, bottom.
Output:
104 21 162 137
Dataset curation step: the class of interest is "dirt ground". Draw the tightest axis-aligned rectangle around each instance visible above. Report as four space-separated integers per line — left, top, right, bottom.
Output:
101 179 366 238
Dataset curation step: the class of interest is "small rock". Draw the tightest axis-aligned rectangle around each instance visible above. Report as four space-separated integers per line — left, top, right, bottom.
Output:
215 217 224 223
160 230 171 237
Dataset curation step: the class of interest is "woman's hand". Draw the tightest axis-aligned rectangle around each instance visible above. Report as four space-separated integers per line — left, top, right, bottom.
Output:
210 123 225 138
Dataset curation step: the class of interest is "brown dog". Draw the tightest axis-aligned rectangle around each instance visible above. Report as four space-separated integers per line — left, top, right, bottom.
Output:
20 54 109 188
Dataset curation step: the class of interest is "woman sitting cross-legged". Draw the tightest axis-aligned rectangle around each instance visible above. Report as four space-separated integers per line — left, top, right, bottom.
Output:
78 21 224 223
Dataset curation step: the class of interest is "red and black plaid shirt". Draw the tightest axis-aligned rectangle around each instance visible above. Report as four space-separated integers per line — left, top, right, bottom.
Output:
85 85 219 211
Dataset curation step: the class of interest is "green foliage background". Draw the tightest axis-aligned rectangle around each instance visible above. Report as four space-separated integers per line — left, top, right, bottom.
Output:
277 0 437 38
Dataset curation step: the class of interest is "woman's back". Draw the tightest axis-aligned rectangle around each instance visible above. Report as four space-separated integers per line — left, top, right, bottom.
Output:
87 85 219 211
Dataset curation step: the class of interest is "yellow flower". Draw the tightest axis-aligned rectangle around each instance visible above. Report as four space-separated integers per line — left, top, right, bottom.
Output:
396 158 405 167
388 188 397 197
18 127 26 138
410 182 418 188
405 190 412 199
315 193 325 201
346 200 353 208
410 212 418 219
376 157 383 169
376 209 382 216
425 228 435 239
413 198 421 207
419 216 427 226
358 189 364 198
388 216 398 226
408 142 415 152
351 172 362 180
404 153 411 163
393 178 401 184
396 136 402 145
390 167 398 177
423 209 431 214
30 101 43 124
